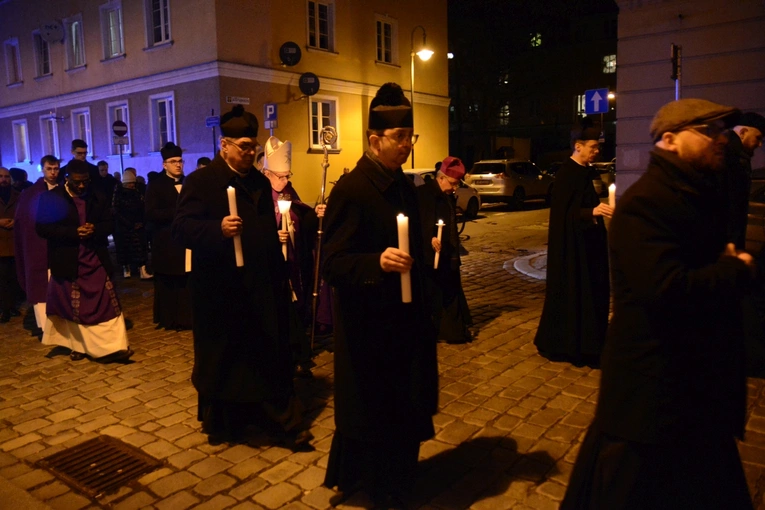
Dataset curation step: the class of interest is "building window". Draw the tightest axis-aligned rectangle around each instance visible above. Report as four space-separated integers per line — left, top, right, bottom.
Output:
64 14 86 69
375 15 397 64
40 116 60 158
32 32 51 77
101 1 124 59
603 54 616 74
498 104 510 126
307 0 334 51
498 71 509 85
11 120 28 163
146 0 171 46
4 38 21 85
71 108 92 155
309 97 338 149
575 94 587 117
107 100 130 155
530 32 542 48
149 92 175 152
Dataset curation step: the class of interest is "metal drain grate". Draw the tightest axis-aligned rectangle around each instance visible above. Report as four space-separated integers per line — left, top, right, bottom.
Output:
38 435 163 499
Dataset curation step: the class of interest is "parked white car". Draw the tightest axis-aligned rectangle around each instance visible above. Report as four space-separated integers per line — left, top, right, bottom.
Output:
464 159 554 206
404 169 482 219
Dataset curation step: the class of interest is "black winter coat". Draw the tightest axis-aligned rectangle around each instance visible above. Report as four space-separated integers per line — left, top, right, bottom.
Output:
36 185 114 280
172 154 293 403
596 148 751 444
322 152 438 441
146 172 185 275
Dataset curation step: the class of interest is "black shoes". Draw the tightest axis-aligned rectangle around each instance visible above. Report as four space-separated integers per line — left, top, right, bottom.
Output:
70 351 86 361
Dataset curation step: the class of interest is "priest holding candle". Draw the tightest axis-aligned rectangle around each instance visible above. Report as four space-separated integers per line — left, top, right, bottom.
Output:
172 105 309 450
262 135 324 377
417 156 473 344
534 122 613 368
322 82 437 507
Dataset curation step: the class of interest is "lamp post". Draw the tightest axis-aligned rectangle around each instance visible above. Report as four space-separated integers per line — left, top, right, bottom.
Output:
410 25 433 168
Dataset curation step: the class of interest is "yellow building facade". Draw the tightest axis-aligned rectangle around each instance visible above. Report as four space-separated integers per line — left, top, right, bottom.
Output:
0 0 449 199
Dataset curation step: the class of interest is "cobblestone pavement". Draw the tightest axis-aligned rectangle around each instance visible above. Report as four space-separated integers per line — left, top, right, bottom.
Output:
1 214 765 509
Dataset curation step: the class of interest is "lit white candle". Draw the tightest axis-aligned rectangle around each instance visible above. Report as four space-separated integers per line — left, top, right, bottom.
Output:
396 213 412 303
226 186 244 267
277 199 292 260
434 219 445 269
608 183 616 209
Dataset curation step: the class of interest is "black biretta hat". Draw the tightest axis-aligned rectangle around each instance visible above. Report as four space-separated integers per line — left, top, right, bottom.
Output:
160 142 182 161
220 105 259 139
368 82 413 130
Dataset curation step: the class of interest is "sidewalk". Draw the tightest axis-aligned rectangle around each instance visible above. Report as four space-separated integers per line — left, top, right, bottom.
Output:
0 222 763 509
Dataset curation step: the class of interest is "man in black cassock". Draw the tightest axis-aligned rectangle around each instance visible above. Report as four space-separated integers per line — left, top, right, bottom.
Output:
418 156 473 344
534 125 613 367
562 99 755 509
322 83 438 508
172 106 308 448
145 142 193 331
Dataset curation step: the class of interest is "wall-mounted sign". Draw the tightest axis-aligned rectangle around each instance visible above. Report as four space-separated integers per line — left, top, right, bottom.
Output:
299 73 320 97
226 96 250 105
279 42 302 67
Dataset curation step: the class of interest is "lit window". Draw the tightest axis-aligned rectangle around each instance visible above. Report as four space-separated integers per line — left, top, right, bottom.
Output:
146 0 171 46
531 33 542 47
39 115 60 158
4 38 22 85
32 32 51 77
375 15 397 64
64 15 86 69
100 1 124 59
309 96 338 149
149 92 175 152
307 0 334 51
603 54 616 74
499 104 510 126
498 72 509 85
107 100 131 155
71 108 92 155
11 120 28 163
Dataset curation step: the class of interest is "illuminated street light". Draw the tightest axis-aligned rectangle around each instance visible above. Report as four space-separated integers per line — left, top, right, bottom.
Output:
608 92 616 99
410 25 433 168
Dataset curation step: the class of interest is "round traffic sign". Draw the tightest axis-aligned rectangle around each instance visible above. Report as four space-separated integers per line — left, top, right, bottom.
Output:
112 120 128 136
299 72 320 97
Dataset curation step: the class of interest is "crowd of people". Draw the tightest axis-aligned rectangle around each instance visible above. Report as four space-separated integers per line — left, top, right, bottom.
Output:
1 82 764 508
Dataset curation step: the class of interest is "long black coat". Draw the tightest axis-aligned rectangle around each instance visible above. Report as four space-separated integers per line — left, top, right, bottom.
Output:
322 153 438 441
145 172 185 275
534 157 609 363
596 148 750 443
36 185 114 280
172 155 293 403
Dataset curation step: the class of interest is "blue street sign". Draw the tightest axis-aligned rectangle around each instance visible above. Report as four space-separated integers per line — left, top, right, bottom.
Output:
584 88 609 115
205 116 220 128
264 103 278 130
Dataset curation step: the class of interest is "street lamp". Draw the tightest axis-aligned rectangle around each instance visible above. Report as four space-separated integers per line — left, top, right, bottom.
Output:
410 25 433 168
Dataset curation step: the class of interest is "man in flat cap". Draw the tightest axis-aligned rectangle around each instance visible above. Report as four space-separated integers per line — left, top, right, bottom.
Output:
535 120 613 367
417 156 473 344
562 98 756 509
322 82 437 506
172 105 309 449
145 142 193 331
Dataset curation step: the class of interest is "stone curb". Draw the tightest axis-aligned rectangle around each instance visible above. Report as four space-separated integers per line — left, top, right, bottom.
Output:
506 251 547 280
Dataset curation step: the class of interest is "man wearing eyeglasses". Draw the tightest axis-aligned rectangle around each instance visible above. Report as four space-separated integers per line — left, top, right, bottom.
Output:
60 139 98 185
563 99 756 509
535 122 613 368
35 159 132 363
322 83 437 507
172 106 310 450
417 156 473 345
146 142 193 332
